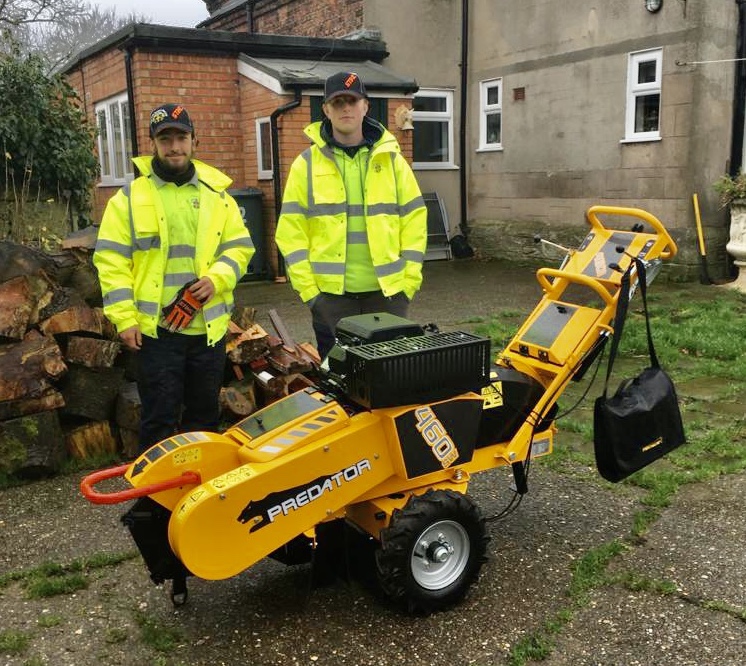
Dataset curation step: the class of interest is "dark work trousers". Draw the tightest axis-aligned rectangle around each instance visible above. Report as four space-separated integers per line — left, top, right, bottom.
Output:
136 328 226 452
311 291 410 358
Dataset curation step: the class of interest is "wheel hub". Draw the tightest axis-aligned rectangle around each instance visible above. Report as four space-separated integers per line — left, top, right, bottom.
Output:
411 520 470 590
425 535 452 563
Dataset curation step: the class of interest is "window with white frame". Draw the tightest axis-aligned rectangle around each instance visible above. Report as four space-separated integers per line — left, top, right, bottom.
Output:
95 93 133 185
479 78 502 150
625 48 662 141
256 118 273 180
412 89 454 169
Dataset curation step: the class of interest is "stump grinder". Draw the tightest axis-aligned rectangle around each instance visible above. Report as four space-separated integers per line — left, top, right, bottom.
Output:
81 205 679 613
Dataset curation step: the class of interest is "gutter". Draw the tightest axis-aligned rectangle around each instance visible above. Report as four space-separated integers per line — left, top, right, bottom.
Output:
730 0 746 175
270 88 302 279
458 0 469 236
124 47 140 176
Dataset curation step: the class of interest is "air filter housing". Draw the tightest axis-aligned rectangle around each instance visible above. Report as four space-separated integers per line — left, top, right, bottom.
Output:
328 330 491 409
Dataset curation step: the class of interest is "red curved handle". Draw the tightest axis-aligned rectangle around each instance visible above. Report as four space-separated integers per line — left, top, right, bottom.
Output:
80 464 201 505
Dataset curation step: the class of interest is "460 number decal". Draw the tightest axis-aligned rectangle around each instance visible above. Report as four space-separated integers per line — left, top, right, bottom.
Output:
414 406 459 468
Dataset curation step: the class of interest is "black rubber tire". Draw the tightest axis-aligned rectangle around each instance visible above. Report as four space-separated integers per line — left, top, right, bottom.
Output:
375 489 489 614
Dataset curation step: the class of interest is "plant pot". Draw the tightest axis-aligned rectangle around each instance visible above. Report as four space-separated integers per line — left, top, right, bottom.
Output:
726 199 746 292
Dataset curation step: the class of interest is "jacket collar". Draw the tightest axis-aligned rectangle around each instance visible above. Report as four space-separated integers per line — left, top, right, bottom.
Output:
132 156 233 191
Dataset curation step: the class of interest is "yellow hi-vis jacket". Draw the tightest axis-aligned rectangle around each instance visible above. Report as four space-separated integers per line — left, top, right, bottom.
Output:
276 119 427 303
93 156 254 346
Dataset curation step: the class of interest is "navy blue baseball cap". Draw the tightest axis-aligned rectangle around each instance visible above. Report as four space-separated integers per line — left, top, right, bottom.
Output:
149 103 194 137
324 72 367 102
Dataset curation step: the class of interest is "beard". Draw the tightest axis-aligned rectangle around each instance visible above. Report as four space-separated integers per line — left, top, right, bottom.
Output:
152 153 196 185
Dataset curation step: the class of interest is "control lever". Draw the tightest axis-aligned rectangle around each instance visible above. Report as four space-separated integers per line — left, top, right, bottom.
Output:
533 234 574 256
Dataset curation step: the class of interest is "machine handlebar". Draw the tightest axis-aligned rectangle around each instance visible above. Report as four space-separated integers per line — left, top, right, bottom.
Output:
80 464 201 505
586 205 678 260
536 267 615 305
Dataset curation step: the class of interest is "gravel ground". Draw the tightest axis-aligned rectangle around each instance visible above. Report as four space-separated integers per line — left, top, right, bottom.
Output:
1 258 744 666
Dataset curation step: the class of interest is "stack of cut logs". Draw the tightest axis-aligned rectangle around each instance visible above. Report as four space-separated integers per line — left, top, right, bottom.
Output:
0 235 319 479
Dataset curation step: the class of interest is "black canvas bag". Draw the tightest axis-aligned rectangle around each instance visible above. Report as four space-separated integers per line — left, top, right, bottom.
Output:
593 259 685 482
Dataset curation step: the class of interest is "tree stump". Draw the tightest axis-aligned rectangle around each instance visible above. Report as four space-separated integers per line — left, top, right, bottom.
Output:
58 365 125 422
118 427 141 460
0 334 67 402
0 275 54 340
65 336 120 368
0 389 65 422
220 385 256 419
0 410 65 478
39 302 103 337
115 382 141 432
65 420 117 459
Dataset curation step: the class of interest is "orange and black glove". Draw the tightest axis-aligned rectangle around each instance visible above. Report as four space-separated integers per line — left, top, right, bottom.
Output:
161 280 204 333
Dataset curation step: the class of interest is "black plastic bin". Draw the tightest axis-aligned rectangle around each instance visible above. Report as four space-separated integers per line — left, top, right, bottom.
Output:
229 188 267 280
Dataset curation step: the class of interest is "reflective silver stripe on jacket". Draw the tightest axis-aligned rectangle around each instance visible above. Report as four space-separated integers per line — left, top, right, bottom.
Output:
401 250 425 263
280 201 308 216
284 249 309 266
401 195 426 216
215 255 242 280
374 258 405 278
95 239 132 258
164 272 198 287
310 261 346 275
168 244 195 259
347 231 368 245
102 287 134 306
347 204 365 217
134 236 161 251
204 301 230 322
367 203 399 216
219 237 254 252
136 300 160 316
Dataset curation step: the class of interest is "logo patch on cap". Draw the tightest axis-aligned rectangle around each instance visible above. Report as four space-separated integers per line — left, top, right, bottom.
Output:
150 109 168 126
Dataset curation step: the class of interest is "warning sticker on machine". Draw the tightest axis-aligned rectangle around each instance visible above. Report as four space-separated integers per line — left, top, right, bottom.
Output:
481 382 504 409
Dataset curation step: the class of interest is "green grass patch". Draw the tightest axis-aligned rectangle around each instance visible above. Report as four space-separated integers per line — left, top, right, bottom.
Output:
0 551 139 597
25 572 88 598
0 629 31 654
37 614 63 628
134 610 183 653
105 627 129 644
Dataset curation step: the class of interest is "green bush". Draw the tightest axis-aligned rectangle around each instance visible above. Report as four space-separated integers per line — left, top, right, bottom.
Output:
0 44 99 240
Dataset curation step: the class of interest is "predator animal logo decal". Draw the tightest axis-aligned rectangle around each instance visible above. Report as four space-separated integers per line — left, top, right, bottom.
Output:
237 460 372 531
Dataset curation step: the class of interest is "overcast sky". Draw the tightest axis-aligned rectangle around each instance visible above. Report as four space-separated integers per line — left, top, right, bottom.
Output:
92 0 209 28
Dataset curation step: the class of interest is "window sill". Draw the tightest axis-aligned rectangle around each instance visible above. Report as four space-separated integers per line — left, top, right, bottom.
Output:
619 135 661 145
96 174 135 187
476 146 503 153
413 163 460 171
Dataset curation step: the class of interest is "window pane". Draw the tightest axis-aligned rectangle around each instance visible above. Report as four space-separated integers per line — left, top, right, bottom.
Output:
487 86 499 106
486 112 501 144
413 120 448 162
637 60 657 84
634 94 660 132
110 102 124 179
97 110 110 176
259 122 272 172
414 96 446 113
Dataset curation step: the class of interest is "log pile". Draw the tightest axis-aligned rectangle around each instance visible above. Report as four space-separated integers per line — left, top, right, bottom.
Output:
0 238 320 479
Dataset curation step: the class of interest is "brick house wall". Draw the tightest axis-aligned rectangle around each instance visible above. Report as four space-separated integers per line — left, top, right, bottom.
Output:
72 48 245 222
66 46 128 222
205 0 364 37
